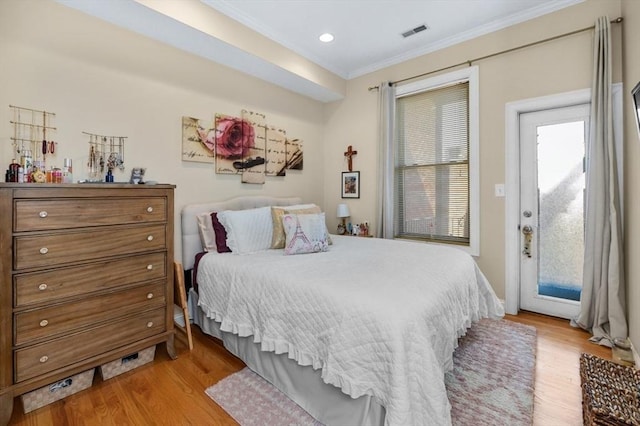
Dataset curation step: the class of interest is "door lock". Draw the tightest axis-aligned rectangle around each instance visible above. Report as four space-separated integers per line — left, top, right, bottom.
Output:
522 225 533 258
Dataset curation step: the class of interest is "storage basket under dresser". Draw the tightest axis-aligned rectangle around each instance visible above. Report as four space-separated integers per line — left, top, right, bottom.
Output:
0 183 177 424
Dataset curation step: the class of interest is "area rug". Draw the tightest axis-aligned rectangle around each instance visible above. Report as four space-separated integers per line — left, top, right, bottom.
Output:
445 318 536 426
205 318 536 426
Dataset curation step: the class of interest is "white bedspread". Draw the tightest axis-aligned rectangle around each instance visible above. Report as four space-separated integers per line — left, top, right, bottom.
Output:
197 236 504 426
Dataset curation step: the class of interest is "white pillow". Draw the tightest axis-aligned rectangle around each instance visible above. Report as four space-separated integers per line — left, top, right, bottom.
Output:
283 213 329 255
217 206 273 255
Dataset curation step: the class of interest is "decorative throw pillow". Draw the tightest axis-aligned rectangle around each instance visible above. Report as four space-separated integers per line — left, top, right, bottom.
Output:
196 212 216 252
271 204 320 249
217 206 273 255
210 212 231 253
282 213 329 255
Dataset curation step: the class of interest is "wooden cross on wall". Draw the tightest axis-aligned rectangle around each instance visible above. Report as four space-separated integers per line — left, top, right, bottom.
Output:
344 145 358 172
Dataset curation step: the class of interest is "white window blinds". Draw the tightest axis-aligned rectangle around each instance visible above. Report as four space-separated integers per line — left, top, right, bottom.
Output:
394 81 470 244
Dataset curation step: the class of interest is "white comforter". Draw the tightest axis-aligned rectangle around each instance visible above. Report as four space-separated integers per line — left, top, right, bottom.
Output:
197 236 504 426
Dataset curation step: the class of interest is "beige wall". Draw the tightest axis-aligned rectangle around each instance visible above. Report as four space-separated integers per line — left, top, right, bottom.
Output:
0 0 327 261
622 0 640 355
323 0 623 301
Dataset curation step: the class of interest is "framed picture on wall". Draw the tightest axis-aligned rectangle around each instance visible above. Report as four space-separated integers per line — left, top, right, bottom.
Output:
341 171 360 199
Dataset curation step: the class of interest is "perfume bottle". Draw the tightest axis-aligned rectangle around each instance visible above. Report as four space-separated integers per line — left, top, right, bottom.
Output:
52 167 62 184
8 159 19 182
20 150 33 182
63 158 73 183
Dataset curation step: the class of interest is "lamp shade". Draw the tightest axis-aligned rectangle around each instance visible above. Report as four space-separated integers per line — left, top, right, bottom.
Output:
336 203 350 218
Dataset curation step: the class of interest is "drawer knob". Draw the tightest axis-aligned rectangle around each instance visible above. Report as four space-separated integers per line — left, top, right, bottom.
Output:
39 211 48 218
38 283 48 291
147 321 153 328
147 206 154 213
147 293 153 299
39 319 49 327
147 264 153 270
147 235 154 242
39 356 49 363
39 247 49 255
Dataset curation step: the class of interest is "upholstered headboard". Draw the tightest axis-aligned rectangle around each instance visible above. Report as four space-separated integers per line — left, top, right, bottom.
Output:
181 195 303 270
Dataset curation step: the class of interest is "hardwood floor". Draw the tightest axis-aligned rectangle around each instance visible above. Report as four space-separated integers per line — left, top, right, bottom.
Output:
7 311 612 425
507 311 611 426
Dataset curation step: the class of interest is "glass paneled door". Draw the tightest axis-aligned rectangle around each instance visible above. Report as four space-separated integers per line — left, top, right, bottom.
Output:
519 104 589 319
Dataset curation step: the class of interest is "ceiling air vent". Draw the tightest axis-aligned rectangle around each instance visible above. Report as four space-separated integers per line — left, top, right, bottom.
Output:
402 24 428 38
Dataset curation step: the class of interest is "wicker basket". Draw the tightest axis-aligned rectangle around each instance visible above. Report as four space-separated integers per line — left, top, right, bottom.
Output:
99 346 156 380
21 369 95 413
579 353 640 426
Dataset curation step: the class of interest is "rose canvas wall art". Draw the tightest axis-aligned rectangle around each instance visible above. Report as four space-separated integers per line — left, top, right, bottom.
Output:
285 138 303 171
184 109 303 183
266 125 287 176
181 116 215 163
240 109 266 184
214 114 255 175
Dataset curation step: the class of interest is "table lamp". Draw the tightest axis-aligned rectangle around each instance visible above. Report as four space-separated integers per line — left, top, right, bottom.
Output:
336 203 350 235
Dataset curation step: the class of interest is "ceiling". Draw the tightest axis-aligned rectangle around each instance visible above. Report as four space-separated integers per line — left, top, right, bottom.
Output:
202 0 583 80
56 0 583 102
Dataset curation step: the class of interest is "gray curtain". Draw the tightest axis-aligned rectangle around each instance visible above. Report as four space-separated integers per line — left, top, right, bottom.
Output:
376 82 396 239
573 16 627 346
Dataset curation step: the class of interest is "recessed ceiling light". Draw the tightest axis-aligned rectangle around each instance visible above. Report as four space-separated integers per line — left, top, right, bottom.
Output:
319 33 334 43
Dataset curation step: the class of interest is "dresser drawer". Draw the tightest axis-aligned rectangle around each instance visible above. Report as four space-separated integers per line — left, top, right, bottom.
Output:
14 197 166 231
15 307 166 382
14 253 166 307
15 281 166 346
14 224 166 270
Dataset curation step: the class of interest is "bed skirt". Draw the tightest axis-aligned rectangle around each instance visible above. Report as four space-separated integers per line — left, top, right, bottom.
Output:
189 289 385 426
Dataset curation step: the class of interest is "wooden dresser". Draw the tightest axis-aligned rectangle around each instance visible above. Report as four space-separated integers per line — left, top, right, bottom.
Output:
0 183 176 424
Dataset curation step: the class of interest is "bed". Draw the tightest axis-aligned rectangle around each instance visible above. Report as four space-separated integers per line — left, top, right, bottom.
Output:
181 196 504 426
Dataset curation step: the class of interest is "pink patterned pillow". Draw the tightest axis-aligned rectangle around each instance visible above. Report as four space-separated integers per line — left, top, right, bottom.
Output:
282 213 329 255
270 204 320 249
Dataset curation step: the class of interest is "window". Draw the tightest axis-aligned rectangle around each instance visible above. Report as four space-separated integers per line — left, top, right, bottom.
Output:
394 67 479 255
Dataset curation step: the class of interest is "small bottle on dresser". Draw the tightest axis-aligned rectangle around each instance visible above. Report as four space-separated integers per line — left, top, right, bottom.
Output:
52 167 62 184
7 159 20 182
20 150 32 182
63 158 73 183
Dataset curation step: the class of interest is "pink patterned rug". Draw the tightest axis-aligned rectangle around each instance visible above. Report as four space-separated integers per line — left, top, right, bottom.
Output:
446 318 536 426
205 319 536 425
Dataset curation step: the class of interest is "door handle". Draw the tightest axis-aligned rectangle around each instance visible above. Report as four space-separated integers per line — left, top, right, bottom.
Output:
522 225 533 258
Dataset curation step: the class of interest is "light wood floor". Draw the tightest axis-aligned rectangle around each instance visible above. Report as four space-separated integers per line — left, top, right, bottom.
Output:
7 311 612 426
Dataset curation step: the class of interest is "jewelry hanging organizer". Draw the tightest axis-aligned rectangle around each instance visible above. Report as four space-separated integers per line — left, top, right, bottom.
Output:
82 132 126 182
9 105 57 170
